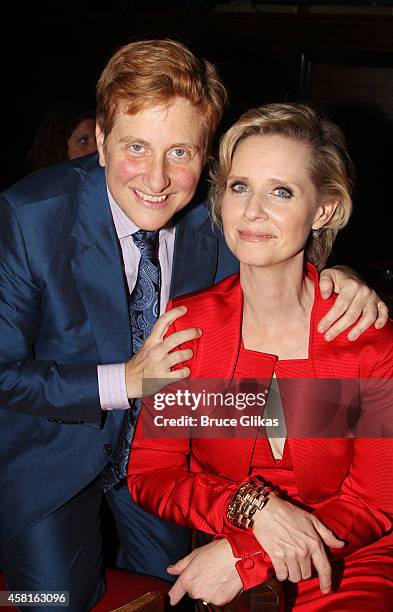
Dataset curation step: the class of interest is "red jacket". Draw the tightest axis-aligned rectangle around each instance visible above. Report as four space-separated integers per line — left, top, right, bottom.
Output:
128 263 393 589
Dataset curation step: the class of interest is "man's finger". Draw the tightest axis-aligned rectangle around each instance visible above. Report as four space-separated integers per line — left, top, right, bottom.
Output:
317 293 352 335
319 273 335 299
163 327 202 352
151 306 187 340
347 307 378 341
375 301 389 330
167 366 191 381
167 348 193 368
168 577 187 606
318 291 365 340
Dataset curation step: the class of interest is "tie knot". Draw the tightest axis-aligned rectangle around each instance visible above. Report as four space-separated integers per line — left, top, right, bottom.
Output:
132 229 159 260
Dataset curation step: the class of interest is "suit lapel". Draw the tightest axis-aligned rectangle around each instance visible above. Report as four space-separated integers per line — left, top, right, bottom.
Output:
170 208 218 298
70 162 131 364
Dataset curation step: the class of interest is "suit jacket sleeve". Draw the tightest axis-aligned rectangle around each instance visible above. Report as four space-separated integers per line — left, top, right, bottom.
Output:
128 299 272 589
314 326 393 559
0 196 100 423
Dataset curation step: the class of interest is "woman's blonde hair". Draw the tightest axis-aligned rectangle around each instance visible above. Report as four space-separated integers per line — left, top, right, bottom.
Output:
210 103 354 269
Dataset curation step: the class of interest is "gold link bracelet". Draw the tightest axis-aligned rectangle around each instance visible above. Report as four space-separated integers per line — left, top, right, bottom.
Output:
227 477 272 529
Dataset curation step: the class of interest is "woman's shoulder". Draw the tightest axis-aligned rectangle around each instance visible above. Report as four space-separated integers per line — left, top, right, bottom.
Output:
314 287 393 347
315 298 393 375
168 273 241 336
309 262 393 349
171 273 240 309
355 317 393 364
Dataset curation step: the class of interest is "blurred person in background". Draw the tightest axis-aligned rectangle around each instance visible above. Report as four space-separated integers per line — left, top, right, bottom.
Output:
22 100 97 173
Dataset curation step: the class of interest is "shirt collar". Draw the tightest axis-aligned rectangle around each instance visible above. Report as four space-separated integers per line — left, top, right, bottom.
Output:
107 187 139 239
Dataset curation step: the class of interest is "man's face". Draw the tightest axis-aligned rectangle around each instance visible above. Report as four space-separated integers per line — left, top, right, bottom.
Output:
96 97 205 230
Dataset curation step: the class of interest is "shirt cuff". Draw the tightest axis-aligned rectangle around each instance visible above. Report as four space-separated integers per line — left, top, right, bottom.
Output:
97 363 130 411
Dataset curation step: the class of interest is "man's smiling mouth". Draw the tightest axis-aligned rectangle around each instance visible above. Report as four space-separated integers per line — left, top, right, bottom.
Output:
134 188 168 203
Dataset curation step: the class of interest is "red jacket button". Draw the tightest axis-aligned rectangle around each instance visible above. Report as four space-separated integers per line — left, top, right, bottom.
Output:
242 558 255 570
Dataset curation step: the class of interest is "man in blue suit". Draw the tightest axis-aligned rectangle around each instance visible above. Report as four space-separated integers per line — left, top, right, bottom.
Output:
0 39 387 611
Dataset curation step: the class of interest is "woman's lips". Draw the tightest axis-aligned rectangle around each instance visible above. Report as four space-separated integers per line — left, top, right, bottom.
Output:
238 230 276 242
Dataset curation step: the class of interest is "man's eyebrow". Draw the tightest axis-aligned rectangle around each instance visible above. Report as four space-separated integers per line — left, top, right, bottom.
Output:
118 136 200 151
119 136 150 145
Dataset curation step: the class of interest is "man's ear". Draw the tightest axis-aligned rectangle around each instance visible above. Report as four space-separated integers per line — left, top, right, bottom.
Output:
313 198 339 231
95 124 106 167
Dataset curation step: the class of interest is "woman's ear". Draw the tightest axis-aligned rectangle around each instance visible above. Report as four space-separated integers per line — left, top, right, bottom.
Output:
312 198 339 231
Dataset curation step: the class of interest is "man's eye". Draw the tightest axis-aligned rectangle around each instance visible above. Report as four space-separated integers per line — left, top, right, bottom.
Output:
229 181 249 194
130 143 145 154
78 136 89 145
272 187 292 199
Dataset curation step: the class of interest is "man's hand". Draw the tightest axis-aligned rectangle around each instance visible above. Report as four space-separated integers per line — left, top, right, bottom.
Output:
125 306 201 399
167 540 242 606
318 266 388 341
253 494 344 594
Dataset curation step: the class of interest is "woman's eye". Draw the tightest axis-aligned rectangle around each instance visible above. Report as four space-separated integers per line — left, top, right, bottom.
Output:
229 181 249 194
272 187 292 200
170 148 188 159
130 143 145 154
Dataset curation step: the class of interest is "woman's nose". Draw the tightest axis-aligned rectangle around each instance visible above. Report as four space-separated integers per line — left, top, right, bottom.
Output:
242 192 269 222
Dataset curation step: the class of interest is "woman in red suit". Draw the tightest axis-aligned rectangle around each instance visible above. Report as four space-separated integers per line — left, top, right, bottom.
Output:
127 103 393 610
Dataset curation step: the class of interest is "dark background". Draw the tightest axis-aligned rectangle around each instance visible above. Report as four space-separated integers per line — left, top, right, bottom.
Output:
2 1 393 300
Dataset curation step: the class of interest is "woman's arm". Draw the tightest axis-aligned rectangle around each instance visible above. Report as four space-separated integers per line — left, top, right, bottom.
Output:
252 325 393 587
128 417 273 590
312 440 393 559
127 305 271 590
313 335 393 558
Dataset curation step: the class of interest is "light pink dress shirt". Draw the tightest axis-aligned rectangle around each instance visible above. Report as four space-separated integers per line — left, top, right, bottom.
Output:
98 190 176 411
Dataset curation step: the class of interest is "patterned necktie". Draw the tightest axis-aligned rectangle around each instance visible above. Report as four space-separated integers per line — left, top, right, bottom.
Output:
102 229 160 492
129 230 161 357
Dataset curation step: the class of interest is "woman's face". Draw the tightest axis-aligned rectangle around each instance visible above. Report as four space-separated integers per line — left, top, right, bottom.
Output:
221 134 326 268
67 118 97 160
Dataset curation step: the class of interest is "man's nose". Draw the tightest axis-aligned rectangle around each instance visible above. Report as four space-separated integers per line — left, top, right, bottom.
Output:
142 156 170 193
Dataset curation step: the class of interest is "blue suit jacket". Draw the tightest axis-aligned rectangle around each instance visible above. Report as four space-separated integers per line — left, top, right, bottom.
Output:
0 154 239 542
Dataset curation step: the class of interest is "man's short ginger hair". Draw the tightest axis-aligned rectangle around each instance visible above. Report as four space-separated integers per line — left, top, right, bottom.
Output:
96 39 227 160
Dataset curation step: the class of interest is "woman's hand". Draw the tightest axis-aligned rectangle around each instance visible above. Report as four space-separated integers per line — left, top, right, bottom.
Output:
318 266 388 341
125 306 201 399
167 539 242 606
253 494 345 593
